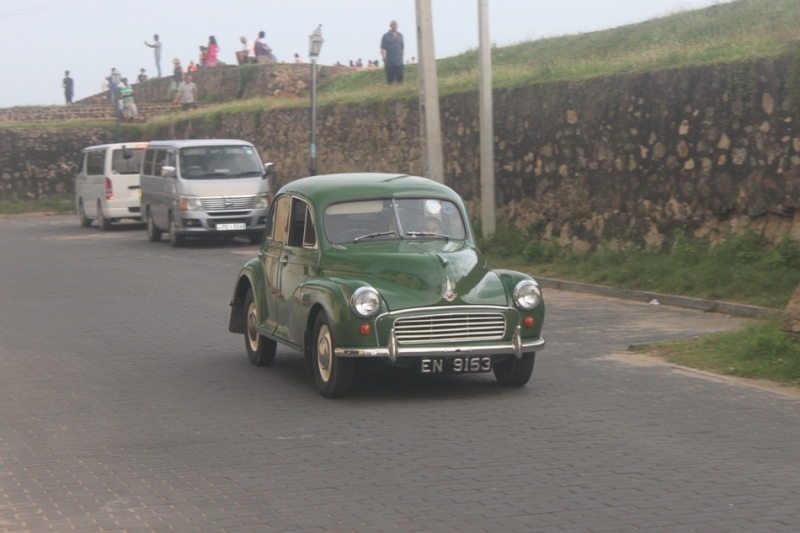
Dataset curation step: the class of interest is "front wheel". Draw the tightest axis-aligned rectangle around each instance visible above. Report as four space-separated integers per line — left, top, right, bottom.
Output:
168 213 185 247
312 313 354 398
493 353 535 387
97 202 111 231
78 200 92 228
146 209 162 242
244 289 276 366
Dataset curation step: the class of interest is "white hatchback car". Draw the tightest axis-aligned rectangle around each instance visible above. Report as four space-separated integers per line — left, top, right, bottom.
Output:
74 142 147 230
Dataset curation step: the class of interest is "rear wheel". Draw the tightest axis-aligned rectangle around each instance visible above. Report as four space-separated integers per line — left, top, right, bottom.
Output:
244 289 276 366
312 313 354 398
97 201 111 231
146 208 162 242
493 353 536 387
168 213 185 247
78 200 92 228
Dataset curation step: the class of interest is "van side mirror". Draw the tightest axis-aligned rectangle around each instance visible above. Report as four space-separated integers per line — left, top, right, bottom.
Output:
161 165 176 178
263 162 274 179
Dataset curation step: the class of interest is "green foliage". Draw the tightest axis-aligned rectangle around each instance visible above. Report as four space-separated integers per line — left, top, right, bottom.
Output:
236 64 259 99
483 230 800 309
250 112 262 130
205 112 222 131
0 198 74 215
653 318 800 385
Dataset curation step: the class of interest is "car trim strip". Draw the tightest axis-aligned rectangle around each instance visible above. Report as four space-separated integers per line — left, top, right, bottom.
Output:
334 336 545 358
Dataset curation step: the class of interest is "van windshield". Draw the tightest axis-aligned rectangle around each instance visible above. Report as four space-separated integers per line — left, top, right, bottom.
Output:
179 145 263 179
111 149 145 175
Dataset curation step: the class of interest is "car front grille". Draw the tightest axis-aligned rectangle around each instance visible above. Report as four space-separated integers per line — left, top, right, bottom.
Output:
201 196 255 211
393 313 506 344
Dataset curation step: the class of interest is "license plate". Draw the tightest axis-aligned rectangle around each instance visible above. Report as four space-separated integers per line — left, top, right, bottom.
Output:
216 223 246 231
420 356 492 374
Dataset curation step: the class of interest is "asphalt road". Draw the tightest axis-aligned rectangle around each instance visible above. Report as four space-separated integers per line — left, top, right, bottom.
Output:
1 216 799 533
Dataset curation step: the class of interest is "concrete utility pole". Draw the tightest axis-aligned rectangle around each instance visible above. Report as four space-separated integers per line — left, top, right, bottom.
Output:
415 0 445 183
478 0 496 237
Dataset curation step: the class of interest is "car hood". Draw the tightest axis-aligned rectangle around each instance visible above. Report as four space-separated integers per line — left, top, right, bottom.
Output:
321 240 508 311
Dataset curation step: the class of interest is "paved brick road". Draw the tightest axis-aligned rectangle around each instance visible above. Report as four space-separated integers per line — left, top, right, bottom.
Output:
1 216 799 533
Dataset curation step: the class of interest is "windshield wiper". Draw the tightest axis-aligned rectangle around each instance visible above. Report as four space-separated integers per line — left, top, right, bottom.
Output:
354 231 395 242
406 231 449 241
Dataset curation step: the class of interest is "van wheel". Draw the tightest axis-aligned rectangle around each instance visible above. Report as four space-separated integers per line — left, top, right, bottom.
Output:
312 313 354 398
244 289 276 366
168 213 185 247
146 208 162 242
78 200 92 228
97 201 111 231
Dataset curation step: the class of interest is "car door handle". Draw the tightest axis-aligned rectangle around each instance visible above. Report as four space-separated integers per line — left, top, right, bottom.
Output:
280 255 288 265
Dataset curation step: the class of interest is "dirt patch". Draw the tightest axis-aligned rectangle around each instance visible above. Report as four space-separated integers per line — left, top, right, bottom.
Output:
603 350 800 400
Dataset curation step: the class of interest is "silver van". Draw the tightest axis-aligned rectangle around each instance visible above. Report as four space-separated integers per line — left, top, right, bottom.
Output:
75 142 148 230
139 140 272 247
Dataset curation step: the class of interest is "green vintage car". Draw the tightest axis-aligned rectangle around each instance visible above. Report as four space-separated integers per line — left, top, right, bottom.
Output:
228 173 545 397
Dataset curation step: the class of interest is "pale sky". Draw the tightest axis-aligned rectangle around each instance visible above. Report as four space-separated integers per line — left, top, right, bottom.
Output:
0 0 728 108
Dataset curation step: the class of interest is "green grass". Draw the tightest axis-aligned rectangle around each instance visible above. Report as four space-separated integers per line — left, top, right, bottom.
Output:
637 318 800 386
142 0 800 130
0 120 143 132
481 227 800 309
0 199 74 215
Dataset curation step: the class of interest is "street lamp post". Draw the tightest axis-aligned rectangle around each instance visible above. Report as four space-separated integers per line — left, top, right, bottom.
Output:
308 25 324 176
112 69 122 143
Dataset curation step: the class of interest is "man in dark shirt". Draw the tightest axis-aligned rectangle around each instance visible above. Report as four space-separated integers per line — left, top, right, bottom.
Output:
62 71 74 105
380 20 404 85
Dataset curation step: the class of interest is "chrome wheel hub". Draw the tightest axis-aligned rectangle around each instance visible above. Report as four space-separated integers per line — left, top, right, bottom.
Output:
247 301 259 352
317 325 332 382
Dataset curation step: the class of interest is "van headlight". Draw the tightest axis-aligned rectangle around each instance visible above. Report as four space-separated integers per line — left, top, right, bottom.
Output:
513 280 541 310
179 195 203 211
350 287 381 318
254 192 270 209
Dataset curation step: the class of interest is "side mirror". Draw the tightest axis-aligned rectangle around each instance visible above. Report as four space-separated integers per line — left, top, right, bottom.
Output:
263 162 274 179
161 165 176 178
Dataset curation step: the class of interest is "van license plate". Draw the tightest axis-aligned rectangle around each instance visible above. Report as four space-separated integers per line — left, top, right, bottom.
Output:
217 223 246 231
420 356 492 374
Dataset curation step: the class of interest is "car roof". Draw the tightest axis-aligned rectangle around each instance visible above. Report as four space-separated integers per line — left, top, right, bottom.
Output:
278 173 461 206
144 139 256 149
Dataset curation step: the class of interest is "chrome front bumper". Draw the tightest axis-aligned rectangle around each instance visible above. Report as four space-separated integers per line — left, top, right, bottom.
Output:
334 325 545 362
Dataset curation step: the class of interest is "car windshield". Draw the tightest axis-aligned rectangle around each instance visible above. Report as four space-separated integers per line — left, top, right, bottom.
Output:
324 198 467 244
111 149 144 175
179 145 262 179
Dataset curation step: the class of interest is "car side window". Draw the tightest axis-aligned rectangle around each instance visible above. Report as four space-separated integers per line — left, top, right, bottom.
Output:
272 195 291 244
77 152 86 173
152 150 165 176
287 198 307 248
303 208 316 248
86 150 105 176
143 149 156 176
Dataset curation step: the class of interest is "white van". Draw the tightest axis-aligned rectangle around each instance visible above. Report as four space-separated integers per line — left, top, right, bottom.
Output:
75 142 148 230
139 140 272 247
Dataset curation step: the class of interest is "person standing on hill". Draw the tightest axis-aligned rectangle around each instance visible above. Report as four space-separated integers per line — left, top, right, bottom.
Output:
173 73 197 111
207 36 219 66
137 69 148 83
170 58 183 99
380 20 404 85
118 78 137 122
144 34 162 77
62 71 74 105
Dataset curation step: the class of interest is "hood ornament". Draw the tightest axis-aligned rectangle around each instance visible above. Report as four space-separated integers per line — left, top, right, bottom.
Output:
442 276 457 302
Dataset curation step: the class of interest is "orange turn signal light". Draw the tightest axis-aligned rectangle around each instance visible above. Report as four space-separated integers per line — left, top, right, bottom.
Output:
523 316 535 328
360 324 371 335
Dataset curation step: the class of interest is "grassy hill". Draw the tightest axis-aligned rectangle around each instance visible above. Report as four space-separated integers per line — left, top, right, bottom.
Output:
144 0 800 130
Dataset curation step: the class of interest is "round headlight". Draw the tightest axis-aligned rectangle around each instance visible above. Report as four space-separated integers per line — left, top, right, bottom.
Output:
350 287 381 318
513 280 541 310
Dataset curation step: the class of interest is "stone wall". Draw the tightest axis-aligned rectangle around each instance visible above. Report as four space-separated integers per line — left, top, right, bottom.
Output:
4 56 800 247
0 128 139 199
76 63 355 105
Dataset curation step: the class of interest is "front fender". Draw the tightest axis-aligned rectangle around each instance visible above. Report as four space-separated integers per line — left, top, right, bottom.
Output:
228 258 268 334
493 269 546 337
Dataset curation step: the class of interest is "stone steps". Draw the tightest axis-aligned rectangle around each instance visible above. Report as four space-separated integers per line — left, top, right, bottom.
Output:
0 103 205 124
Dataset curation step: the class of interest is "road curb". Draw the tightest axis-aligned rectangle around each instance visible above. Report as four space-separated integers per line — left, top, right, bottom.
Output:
536 277 778 319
